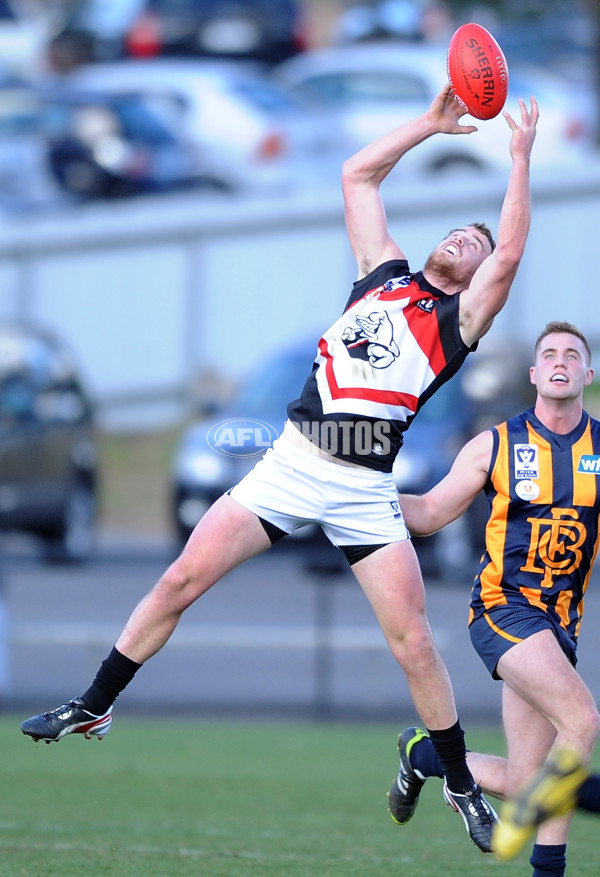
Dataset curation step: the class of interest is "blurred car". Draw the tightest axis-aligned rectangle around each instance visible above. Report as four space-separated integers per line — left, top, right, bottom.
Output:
49 0 307 70
38 84 202 199
171 337 536 576
494 7 596 89
0 322 98 562
273 42 595 177
0 0 47 78
0 83 65 210
61 59 342 193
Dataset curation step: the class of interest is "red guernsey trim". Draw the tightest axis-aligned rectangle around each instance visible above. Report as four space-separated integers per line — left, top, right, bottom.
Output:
318 337 419 410
403 297 445 375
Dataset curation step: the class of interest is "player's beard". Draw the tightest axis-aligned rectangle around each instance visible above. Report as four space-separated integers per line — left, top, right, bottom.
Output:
423 250 472 287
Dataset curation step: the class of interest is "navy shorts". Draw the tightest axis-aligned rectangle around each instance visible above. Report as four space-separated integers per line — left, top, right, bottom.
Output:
469 604 577 680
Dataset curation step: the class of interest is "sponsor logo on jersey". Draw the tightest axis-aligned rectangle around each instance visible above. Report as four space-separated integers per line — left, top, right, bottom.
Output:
416 298 434 313
577 454 600 473
515 479 540 501
514 443 539 479
382 276 412 292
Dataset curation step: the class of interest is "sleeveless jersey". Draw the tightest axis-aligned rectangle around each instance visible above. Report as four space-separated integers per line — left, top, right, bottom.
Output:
469 408 600 641
287 259 474 471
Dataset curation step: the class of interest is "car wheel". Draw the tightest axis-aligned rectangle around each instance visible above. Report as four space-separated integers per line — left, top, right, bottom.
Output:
51 154 110 198
41 481 97 564
428 154 487 174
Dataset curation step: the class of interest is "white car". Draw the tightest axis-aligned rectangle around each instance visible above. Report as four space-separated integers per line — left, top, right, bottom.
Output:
57 58 342 193
273 42 595 179
0 0 48 78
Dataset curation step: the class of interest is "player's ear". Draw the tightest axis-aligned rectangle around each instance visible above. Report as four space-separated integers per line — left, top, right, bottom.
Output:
585 367 594 386
529 365 536 386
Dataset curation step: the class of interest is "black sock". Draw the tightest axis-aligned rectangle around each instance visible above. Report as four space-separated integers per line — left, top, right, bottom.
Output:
426 720 474 793
530 843 567 877
576 775 600 814
80 646 142 715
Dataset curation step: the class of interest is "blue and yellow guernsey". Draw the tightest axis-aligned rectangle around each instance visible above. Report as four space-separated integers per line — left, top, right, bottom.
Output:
469 408 600 642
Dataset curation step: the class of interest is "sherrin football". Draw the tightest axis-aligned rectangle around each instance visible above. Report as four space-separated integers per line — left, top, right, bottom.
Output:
447 22 508 120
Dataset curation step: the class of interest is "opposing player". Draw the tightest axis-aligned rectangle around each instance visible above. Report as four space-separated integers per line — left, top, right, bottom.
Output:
21 85 538 854
390 322 600 874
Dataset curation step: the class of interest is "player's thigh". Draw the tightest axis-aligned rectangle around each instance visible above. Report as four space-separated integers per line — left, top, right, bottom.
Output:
497 630 594 727
351 540 427 638
179 492 273 584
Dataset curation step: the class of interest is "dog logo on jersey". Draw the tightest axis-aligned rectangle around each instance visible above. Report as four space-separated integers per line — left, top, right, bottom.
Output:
514 444 539 479
341 309 400 368
416 298 434 313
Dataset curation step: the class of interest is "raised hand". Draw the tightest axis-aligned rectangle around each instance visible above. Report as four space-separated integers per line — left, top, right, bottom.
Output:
503 96 539 161
427 83 479 136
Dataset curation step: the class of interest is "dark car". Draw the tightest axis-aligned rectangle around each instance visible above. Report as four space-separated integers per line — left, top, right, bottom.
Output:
0 322 98 562
49 0 307 71
170 337 536 576
39 86 199 199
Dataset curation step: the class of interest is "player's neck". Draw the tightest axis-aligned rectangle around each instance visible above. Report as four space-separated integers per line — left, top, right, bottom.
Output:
533 397 584 435
421 268 463 296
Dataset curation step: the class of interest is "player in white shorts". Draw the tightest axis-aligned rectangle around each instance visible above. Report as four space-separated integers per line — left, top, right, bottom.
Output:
230 426 409 562
21 84 538 855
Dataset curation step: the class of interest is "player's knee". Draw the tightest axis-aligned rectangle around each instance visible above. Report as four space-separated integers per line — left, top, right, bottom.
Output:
388 618 438 664
585 705 600 748
157 557 204 610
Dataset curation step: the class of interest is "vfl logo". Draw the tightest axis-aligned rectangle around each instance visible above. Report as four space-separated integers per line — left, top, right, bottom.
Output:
207 418 278 457
578 455 600 474
521 508 586 588
514 443 539 479
390 500 403 520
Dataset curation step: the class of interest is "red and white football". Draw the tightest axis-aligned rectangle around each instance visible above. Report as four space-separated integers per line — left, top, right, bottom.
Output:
447 22 508 120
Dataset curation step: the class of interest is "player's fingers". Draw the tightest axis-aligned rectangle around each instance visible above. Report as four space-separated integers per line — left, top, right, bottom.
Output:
529 95 539 122
502 109 517 130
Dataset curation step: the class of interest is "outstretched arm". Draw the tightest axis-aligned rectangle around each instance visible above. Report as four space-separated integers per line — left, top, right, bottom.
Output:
399 429 493 536
342 84 477 280
459 97 539 347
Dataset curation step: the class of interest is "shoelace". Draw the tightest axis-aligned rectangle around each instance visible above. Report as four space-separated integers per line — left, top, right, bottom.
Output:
44 700 78 719
465 791 494 824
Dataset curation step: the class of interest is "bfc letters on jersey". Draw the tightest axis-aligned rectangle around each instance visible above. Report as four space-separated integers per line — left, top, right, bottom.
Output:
471 409 600 639
287 260 472 471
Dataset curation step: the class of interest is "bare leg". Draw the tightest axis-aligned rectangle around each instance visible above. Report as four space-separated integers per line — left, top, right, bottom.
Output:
497 631 600 765
351 540 457 730
116 494 273 664
495 631 600 847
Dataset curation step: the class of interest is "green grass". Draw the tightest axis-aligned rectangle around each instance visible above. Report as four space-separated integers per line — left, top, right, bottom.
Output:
2 718 600 876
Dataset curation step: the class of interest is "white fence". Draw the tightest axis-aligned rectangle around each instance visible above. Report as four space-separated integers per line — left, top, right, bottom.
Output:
1 159 599 430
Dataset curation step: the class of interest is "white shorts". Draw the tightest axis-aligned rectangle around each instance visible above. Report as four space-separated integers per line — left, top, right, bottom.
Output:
228 433 409 548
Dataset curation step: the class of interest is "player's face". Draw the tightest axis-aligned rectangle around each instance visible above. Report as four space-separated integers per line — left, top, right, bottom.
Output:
531 333 594 400
424 226 492 287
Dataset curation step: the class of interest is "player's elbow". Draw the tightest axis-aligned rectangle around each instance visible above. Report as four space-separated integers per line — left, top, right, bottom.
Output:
402 503 438 537
342 154 362 186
